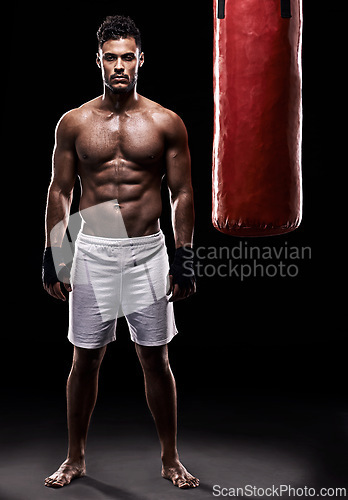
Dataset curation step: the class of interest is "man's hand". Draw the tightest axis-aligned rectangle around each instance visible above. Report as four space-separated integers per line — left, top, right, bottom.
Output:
42 247 72 302
167 247 196 302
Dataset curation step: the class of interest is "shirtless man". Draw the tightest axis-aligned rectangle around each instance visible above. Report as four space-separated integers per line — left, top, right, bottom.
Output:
42 15 198 489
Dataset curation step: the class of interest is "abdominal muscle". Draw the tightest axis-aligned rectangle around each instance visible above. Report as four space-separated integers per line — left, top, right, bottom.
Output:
78 180 162 238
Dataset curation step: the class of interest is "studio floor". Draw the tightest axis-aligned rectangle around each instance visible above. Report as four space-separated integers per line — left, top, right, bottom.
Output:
1 389 348 500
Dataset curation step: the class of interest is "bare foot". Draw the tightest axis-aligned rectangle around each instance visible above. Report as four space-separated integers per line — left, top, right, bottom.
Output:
44 459 86 488
162 461 199 489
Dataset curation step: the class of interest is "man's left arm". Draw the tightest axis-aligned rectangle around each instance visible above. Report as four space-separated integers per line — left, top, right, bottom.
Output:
165 112 195 301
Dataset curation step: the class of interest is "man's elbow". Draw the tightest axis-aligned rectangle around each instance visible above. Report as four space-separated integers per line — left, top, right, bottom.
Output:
170 187 194 205
48 180 74 202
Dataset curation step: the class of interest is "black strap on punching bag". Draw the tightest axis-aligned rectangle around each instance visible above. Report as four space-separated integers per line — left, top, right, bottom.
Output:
217 0 225 19
218 0 290 20
281 0 292 18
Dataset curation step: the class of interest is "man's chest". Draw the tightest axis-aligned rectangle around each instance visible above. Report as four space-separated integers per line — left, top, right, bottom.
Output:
75 114 165 166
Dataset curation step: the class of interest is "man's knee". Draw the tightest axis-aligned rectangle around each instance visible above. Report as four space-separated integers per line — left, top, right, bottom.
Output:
71 346 106 377
135 344 170 374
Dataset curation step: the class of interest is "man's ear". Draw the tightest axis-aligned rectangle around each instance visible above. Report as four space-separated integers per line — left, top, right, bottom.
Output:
96 52 101 68
139 52 144 67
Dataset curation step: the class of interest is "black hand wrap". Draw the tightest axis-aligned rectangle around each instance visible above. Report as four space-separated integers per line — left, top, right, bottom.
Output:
169 246 195 289
42 247 67 287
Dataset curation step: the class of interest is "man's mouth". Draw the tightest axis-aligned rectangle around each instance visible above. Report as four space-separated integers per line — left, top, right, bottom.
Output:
111 75 129 82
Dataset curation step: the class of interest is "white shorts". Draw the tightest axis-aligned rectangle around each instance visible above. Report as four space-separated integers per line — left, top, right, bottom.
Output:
68 230 178 348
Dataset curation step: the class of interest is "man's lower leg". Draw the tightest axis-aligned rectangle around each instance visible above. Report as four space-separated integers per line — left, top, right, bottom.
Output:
45 346 106 487
135 344 199 488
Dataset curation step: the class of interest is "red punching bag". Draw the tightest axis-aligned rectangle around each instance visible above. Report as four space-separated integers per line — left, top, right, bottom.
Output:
212 0 303 236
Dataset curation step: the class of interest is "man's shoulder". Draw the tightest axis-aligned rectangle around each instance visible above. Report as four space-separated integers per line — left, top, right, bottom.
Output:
139 96 187 135
58 97 101 125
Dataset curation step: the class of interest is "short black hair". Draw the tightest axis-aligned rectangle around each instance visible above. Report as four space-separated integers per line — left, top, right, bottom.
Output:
97 15 141 51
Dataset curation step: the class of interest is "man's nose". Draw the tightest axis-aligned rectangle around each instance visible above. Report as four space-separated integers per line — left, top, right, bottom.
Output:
114 58 124 71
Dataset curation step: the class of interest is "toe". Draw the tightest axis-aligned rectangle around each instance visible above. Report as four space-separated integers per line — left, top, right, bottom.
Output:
177 480 190 489
45 473 67 488
183 475 199 488
186 480 197 488
50 482 64 488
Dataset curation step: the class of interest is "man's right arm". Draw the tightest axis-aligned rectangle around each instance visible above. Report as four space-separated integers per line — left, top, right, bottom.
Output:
43 111 78 301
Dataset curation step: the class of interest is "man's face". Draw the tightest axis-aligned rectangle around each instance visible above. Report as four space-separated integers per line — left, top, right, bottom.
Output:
97 37 144 94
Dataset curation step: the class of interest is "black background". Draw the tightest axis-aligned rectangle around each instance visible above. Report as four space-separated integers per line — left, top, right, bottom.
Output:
2 0 346 491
